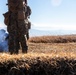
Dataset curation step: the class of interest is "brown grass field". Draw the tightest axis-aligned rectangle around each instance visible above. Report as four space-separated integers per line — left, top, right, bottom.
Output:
0 35 76 75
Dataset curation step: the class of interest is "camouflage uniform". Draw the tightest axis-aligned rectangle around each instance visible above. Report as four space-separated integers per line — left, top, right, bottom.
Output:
7 0 28 54
7 12 28 54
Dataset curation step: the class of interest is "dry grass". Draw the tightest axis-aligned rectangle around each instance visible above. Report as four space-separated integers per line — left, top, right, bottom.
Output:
0 51 76 62
0 52 76 75
29 35 76 43
0 35 76 75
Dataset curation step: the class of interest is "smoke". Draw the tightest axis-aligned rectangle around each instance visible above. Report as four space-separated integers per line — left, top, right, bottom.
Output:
0 29 9 52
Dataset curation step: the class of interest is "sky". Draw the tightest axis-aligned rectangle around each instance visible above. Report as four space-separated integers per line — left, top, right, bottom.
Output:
0 0 76 31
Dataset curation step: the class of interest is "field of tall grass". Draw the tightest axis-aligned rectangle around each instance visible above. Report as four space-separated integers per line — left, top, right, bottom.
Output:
0 35 76 75
29 35 76 43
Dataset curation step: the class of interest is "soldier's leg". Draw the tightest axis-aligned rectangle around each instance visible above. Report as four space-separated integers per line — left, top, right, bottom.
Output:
13 40 19 54
13 31 20 54
16 32 20 50
15 39 20 53
19 34 28 53
18 20 28 53
8 31 19 54
8 33 15 54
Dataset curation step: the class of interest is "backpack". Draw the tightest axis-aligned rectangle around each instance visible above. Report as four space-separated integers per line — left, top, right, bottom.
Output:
7 0 26 20
3 12 10 25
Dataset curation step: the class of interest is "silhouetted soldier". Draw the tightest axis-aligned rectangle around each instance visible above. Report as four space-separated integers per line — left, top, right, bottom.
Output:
25 5 32 40
3 0 30 54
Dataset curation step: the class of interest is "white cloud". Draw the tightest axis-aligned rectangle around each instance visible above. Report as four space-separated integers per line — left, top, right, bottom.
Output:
32 22 76 31
51 0 63 6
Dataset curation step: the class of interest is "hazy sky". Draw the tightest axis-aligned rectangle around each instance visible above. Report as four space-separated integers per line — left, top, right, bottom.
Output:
0 0 76 31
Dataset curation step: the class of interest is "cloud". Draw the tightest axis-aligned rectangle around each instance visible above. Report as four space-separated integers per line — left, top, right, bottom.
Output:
31 22 76 31
51 0 63 6
31 23 50 30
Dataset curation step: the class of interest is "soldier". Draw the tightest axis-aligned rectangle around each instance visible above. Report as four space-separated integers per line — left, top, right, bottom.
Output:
3 0 29 54
25 5 32 40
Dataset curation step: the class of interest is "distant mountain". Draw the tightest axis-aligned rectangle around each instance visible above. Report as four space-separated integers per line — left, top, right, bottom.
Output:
29 29 51 36
0 27 76 37
29 29 76 37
